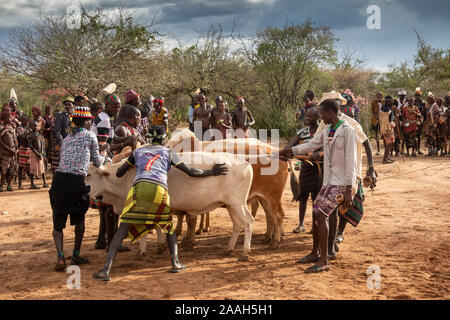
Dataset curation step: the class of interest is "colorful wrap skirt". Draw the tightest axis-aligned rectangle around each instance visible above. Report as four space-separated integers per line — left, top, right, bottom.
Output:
313 185 347 217
121 181 174 243
338 182 365 227
313 182 365 227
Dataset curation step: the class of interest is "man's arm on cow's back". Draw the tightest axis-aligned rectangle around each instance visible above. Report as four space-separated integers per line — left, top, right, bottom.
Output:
117 153 135 177
170 152 228 177
175 162 228 177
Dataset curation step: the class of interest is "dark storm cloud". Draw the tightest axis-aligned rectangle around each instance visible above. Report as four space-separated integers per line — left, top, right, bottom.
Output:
396 0 450 22
0 0 448 70
160 1 252 24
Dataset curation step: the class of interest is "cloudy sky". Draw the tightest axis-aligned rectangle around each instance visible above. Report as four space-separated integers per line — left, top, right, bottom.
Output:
0 0 449 71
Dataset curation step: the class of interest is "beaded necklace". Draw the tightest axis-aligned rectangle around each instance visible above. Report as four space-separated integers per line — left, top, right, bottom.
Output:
72 127 86 135
121 122 135 135
328 119 343 141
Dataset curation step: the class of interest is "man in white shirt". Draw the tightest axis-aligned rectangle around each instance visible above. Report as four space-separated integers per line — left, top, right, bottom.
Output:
315 111 376 251
279 99 358 273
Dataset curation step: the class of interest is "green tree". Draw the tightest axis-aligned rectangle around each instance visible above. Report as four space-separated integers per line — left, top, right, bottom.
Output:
0 6 161 99
240 19 338 111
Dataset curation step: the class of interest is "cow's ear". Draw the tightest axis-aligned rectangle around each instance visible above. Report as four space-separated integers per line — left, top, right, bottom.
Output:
99 170 110 177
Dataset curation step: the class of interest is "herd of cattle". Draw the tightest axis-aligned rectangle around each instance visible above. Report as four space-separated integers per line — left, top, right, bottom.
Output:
86 129 289 260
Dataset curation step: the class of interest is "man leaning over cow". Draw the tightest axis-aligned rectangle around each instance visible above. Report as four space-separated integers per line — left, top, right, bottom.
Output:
93 125 228 281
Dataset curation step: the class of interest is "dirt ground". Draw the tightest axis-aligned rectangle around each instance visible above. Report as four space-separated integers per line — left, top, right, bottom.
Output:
0 144 449 300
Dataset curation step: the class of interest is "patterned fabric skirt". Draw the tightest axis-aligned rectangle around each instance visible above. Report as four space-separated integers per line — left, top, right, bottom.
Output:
121 181 173 243
313 185 347 217
403 130 418 148
339 182 365 227
382 128 395 144
18 146 31 169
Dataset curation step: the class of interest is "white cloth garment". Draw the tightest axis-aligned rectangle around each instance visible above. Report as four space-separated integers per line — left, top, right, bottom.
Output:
293 119 358 189
315 113 367 182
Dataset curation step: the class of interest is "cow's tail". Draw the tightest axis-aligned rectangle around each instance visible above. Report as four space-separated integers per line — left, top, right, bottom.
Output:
287 160 300 202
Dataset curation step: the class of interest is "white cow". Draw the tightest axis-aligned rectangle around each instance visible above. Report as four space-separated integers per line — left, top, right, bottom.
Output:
86 152 254 259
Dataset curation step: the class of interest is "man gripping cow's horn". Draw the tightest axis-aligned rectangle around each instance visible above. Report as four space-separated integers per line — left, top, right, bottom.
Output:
93 125 228 281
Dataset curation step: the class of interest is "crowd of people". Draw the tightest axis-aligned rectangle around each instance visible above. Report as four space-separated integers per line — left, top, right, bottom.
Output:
0 90 166 192
188 90 255 140
0 85 448 276
370 88 449 161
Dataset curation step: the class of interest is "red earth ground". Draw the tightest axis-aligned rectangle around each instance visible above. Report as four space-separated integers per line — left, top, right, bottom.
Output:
0 144 448 299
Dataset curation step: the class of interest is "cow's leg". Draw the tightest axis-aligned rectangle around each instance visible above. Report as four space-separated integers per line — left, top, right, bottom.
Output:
196 213 205 235
156 226 167 254
260 198 284 249
234 204 254 260
249 198 259 218
226 207 243 254
94 207 107 249
175 213 184 238
183 215 197 251
258 198 276 243
203 212 210 232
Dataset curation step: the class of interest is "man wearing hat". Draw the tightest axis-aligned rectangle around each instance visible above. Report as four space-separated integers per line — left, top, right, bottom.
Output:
279 99 359 273
314 91 377 251
49 105 107 271
52 97 74 172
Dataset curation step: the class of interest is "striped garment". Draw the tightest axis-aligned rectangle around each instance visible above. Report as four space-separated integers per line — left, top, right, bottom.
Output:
339 182 364 227
121 181 174 243
18 147 31 169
